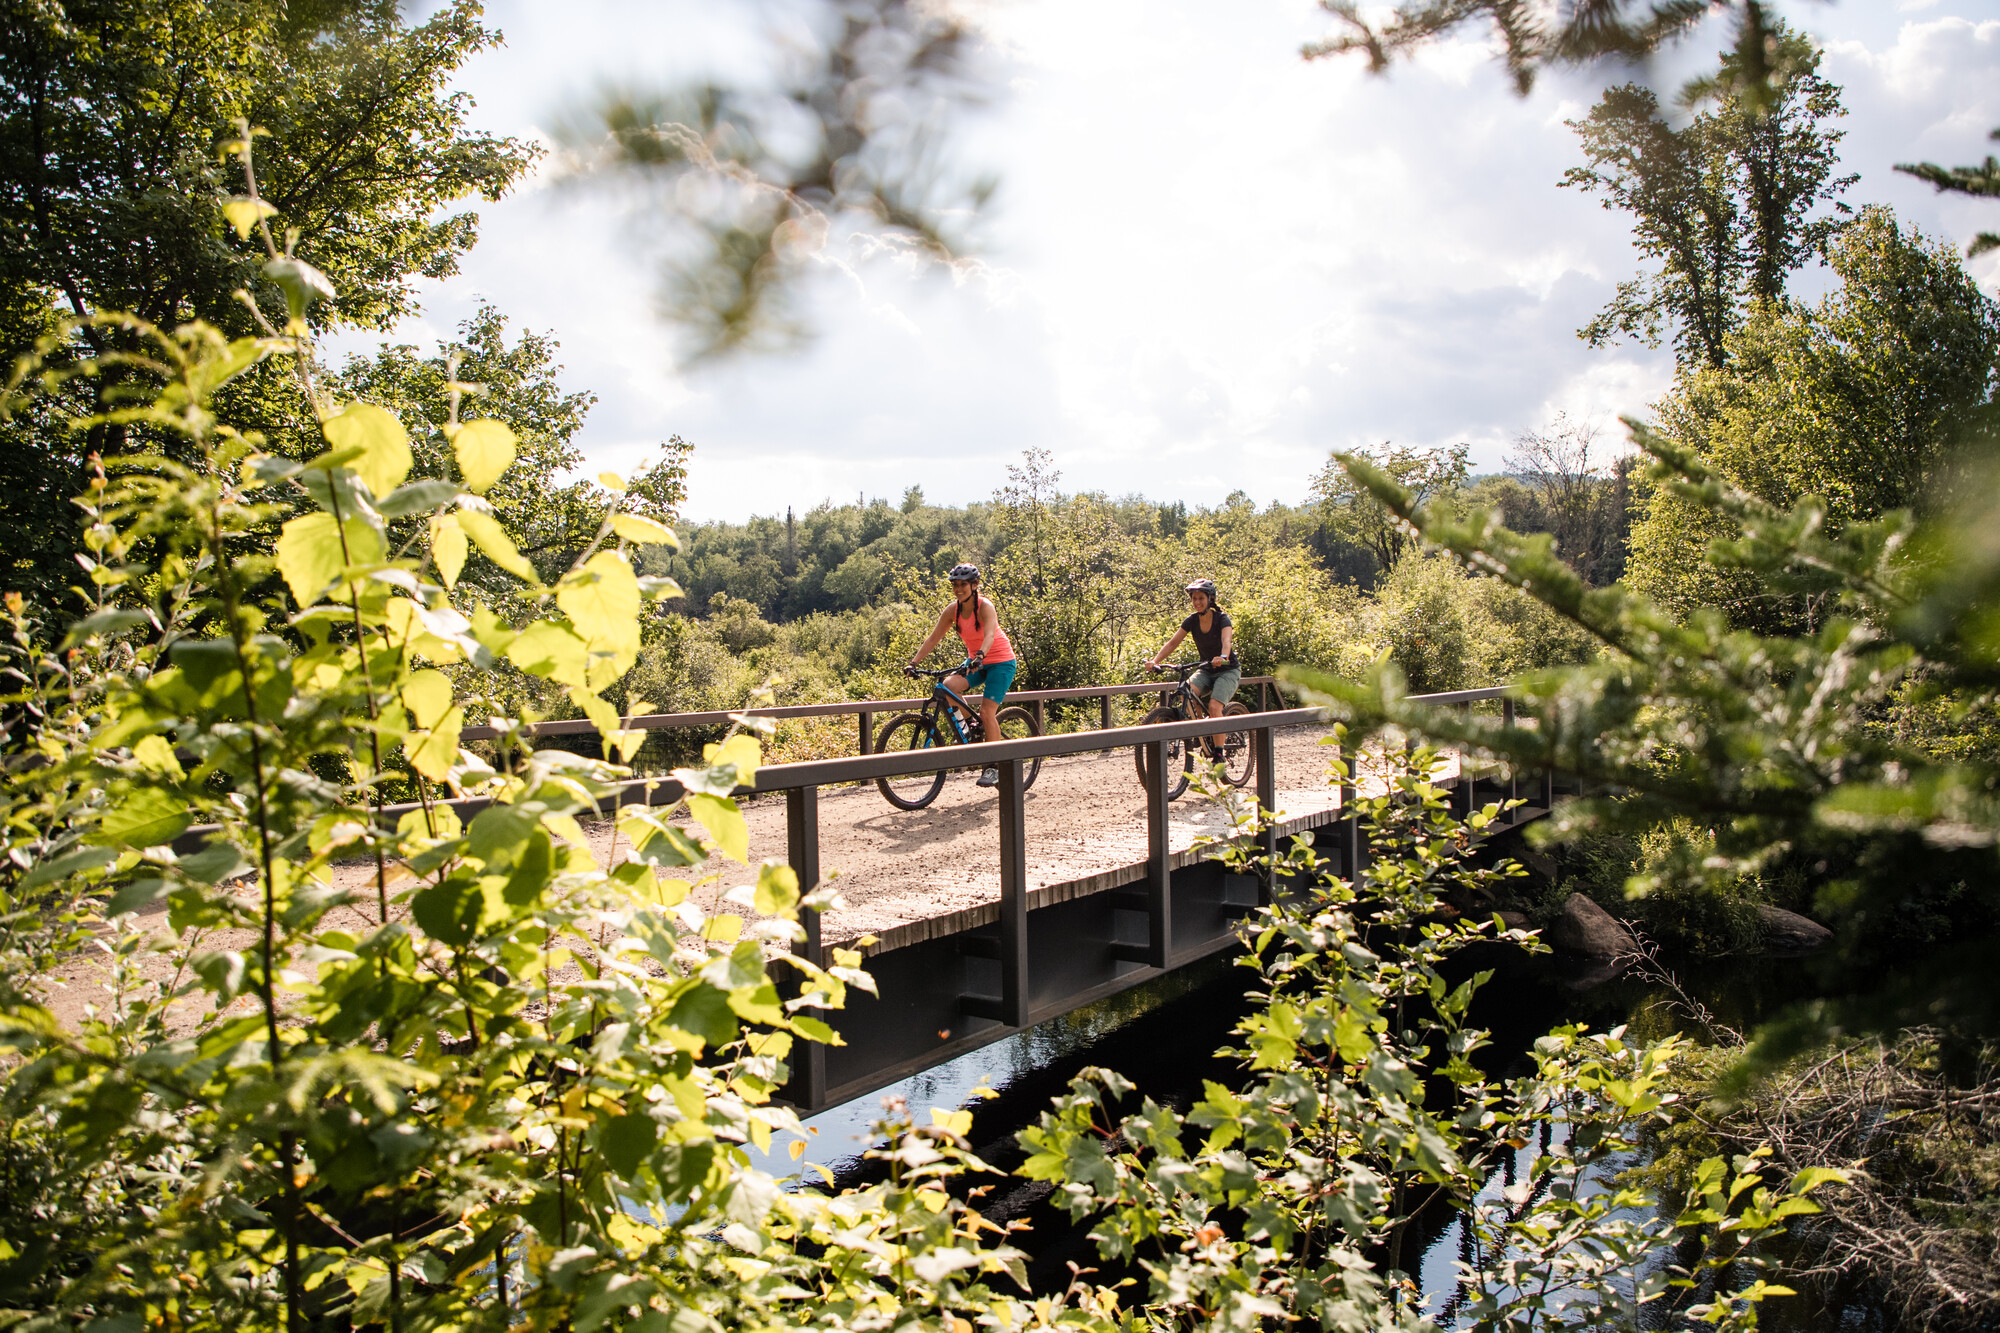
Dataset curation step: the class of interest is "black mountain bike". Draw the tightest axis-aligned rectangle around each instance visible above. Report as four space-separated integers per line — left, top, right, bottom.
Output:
873 662 1044 810
1133 661 1255 801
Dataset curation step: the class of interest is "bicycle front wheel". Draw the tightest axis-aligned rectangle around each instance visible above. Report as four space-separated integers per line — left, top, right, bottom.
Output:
1133 705 1191 802
875 713 948 810
994 705 1043 791
1218 701 1256 788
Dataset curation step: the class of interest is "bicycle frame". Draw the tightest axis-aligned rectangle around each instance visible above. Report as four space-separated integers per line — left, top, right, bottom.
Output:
908 662 982 748
1158 665 1213 721
925 681 979 745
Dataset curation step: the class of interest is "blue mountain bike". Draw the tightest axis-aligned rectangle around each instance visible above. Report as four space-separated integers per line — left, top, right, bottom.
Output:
874 662 1043 810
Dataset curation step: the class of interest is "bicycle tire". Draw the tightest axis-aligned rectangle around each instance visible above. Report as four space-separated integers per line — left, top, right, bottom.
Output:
1133 705 1191 802
875 713 948 810
993 705 1043 791
1218 701 1255 788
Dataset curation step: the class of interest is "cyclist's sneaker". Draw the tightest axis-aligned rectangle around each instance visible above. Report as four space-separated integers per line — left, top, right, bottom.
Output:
977 766 999 788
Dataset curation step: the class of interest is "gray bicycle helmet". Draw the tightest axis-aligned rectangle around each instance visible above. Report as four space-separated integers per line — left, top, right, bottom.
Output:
1184 577 1217 599
948 562 980 582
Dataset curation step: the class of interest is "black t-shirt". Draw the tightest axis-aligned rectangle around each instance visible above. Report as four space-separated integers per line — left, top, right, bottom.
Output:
1182 609 1236 666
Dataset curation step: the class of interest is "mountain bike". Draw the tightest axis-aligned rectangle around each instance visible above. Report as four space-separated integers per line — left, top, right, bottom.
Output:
873 662 1043 810
1133 661 1255 801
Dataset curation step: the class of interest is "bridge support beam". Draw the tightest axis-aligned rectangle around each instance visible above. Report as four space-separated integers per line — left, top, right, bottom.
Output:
1144 738 1172 967
997 757 1031 1027
785 785 826 1109
1255 727 1277 905
1340 745 1363 882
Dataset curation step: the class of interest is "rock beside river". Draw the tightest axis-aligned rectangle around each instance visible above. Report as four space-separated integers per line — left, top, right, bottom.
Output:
1549 893 1638 958
1756 904 1833 954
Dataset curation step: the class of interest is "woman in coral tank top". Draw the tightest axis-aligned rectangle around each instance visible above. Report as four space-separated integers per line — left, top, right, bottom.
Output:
906 562 1017 787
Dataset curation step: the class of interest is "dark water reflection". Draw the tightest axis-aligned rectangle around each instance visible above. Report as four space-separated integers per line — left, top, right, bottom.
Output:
762 940 1889 1329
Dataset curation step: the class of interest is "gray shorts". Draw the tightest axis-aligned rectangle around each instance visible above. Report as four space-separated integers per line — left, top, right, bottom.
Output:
1192 664 1241 706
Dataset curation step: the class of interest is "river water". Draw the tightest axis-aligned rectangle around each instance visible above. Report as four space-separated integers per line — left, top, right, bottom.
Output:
756 939 1893 1330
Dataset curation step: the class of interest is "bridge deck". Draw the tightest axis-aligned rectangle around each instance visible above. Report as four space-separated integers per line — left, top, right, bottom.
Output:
558 722 1458 952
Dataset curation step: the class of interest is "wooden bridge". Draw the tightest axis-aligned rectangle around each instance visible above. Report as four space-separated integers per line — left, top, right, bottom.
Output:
174 679 1564 1113
493 680 1558 1113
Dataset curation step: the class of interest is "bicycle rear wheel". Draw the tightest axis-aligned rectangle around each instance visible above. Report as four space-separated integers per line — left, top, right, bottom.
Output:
1133 705 1191 802
875 713 948 810
994 705 1043 791
1217 701 1255 788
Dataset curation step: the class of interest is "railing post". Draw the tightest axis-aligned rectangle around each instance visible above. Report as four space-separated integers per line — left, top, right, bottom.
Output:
998 757 1030 1028
1100 691 1111 733
1144 738 1172 967
1503 698 1519 816
784 784 826 1109
1539 765 1555 813
1255 724 1277 906
857 710 872 756
1259 680 1270 712
1340 741 1363 882
1033 698 1045 736
1455 701 1473 817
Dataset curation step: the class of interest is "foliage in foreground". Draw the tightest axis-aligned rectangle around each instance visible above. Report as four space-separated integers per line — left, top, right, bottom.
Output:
0 130 1846 1333
1020 757 1839 1330
1304 406 2000 1070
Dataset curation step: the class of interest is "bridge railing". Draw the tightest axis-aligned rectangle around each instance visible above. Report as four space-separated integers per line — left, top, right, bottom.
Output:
457 675 1288 754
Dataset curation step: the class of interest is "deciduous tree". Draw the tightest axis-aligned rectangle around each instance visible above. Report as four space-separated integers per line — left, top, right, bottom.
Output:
0 0 536 603
1562 22 1854 369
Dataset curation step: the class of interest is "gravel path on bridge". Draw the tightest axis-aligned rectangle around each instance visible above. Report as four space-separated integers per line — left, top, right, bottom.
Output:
595 722 1361 949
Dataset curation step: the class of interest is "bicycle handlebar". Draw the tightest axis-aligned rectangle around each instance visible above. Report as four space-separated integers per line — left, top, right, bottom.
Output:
904 659 977 680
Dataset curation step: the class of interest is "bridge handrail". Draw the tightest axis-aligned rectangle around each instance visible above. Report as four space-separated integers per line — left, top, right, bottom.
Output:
458 676 1285 741
167 684 1521 852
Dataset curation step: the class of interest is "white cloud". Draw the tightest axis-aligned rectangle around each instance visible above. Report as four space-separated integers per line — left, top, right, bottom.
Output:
344 0 2000 519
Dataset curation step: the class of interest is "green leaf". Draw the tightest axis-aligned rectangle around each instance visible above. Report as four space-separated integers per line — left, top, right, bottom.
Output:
322 403 412 499
568 688 622 741
665 983 738 1050
89 788 193 848
264 256 334 319
178 843 245 884
405 706 464 782
754 862 799 915
505 621 590 689
223 196 278 241
453 419 517 494
457 508 537 582
377 478 462 518
411 877 480 946
1788 1166 1847 1194
20 845 118 890
687 793 747 864
402 669 453 730
60 607 150 649
275 512 383 606
431 513 469 591
557 551 642 663
611 514 678 549
599 1114 658 1179
132 735 185 780
104 878 168 917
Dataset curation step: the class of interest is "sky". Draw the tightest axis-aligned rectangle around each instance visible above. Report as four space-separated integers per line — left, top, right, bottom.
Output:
337 0 2000 521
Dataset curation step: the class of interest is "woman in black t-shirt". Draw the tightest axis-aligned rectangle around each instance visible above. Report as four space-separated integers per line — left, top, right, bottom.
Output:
1146 578 1241 731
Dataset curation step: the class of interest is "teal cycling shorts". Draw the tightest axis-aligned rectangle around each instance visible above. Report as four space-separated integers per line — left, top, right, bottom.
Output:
963 659 1017 702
